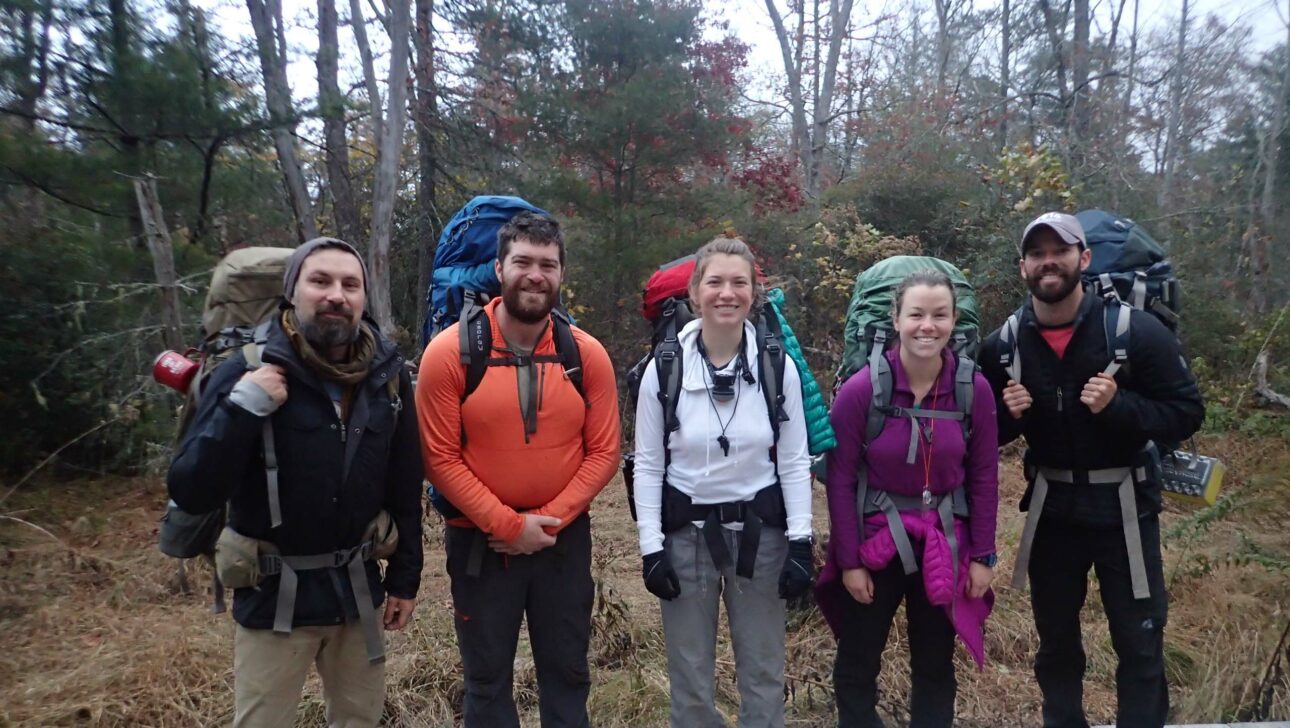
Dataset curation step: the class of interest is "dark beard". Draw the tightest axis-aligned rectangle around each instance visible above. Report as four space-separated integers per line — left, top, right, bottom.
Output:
501 283 558 324
301 306 359 349
1026 267 1082 304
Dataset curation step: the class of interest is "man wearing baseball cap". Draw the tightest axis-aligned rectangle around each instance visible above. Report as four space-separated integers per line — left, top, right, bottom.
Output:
980 213 1203 727
168 237 424 727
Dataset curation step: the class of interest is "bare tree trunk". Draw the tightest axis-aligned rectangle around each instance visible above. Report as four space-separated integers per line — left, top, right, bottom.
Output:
317 0 360 245
809 0 855 195
349 0 385 142
1071 0 1090 169
134 178 184 351
999 0 1010 154
1038 0 1070 126
1159 0 1189 212
352 0 412 333
1254 5 1290 313
1102 0 1129 92
934 0 952 95
246 0 318 242
13 0 53 129
1114 0 1140 210
811 0 821 130
766 0 814 188
414 0 438 336
839 37 859 180
1123 0 1140 119
108 0 145 241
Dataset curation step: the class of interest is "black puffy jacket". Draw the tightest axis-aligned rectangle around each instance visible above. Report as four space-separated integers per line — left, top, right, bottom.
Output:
167 315 424 629
980 288 1205 526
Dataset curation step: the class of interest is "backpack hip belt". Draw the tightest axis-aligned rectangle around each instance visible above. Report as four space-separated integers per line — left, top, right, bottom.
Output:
660 482 787 579
855 472 968 586
259 540 385 664
1010 464 1151 600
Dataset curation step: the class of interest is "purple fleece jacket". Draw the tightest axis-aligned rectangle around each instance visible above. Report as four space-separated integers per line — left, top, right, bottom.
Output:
825 346 1000 568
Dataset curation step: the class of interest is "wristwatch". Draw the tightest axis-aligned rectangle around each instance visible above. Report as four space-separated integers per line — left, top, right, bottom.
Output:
970 553 998 568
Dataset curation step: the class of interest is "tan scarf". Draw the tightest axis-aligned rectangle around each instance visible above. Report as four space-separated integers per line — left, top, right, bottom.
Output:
281 309 376 386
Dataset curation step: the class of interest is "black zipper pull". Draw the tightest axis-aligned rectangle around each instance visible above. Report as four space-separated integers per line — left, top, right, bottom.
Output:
1057 387 1064 412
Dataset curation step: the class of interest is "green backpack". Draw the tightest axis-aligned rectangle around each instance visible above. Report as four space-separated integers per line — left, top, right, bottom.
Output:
834 255 981 449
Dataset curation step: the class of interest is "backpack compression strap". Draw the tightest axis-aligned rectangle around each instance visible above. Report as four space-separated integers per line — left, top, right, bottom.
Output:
1097 271 1149 311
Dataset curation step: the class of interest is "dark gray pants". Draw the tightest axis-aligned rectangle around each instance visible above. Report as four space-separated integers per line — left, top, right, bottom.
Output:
446 513 594 728
660 524 788 728
1030 514 1169 728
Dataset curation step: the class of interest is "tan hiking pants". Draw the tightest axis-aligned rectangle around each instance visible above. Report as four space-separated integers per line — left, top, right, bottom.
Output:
232 623 385 728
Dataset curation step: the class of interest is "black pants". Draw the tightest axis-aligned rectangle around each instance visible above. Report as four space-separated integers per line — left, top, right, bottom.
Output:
1029 514 1169 728
833 561 957 728
445 513 594 728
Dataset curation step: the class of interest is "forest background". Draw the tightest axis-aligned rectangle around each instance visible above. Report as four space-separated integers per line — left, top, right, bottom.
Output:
2 0 1290 725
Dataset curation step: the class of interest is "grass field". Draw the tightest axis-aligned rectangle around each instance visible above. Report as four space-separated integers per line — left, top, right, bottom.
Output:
1 433 1287 727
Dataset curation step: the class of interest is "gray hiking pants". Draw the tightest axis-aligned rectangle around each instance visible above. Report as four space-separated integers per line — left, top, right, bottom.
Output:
660 523 788 728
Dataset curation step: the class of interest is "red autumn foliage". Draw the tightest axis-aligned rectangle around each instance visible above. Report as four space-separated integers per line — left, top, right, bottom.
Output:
735 150 805 214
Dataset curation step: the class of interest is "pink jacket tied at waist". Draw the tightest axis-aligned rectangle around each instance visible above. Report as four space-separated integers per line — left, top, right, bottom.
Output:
817 510 994 669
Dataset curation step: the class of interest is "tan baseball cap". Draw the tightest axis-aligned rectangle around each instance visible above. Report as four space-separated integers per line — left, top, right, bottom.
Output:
1020 212 1086 254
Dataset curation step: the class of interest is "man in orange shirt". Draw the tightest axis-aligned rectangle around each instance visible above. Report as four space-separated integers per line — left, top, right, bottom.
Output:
416 212 620 728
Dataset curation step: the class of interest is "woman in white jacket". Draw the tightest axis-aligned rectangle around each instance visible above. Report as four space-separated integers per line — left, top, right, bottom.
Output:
633 236 814 728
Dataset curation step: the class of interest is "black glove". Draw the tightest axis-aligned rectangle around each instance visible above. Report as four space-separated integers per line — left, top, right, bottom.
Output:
778 538 814 599
642 549 681 601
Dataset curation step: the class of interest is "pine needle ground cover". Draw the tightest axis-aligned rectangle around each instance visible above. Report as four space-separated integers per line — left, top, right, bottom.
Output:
1 435 1287 727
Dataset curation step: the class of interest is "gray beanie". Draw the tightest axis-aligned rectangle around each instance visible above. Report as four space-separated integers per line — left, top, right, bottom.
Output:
282 237 369 304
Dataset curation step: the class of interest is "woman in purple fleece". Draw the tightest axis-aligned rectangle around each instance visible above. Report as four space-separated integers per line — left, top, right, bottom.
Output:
816 269 999 727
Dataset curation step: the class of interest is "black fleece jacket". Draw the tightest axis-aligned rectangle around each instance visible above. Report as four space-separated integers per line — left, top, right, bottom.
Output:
167 315 424 629
980 287 1205 526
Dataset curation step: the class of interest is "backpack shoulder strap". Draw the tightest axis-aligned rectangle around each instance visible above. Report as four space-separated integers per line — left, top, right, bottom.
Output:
756 311 788 446
654 299 685 466
864 328 893 446
1103 297 1132 378
550 308 585 402
242 323 281 529
458 291 491 403
997 309 1023 383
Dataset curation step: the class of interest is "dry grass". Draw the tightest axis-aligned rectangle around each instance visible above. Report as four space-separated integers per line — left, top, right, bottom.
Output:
1 432 1287 727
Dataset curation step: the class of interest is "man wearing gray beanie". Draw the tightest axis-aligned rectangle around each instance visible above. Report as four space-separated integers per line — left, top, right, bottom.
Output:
168 237 423 727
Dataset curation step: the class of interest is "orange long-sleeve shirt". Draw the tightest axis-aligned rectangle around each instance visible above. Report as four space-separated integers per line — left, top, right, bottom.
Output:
416 299 621 543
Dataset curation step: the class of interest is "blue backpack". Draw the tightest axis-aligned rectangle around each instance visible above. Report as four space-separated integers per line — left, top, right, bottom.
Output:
422 195 549 345
1077 208 1179 331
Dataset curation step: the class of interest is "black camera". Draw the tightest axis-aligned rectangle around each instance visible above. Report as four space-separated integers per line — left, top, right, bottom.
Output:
710 370 737 402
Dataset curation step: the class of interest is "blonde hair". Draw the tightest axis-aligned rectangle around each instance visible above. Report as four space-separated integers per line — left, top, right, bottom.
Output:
688 236 765 312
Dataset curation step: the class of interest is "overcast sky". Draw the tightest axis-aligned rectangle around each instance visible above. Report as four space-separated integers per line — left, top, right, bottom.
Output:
716 0 1284 94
